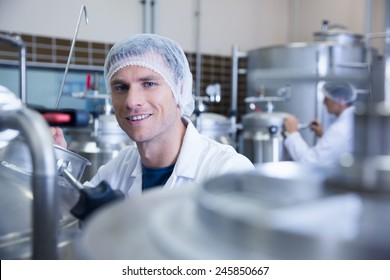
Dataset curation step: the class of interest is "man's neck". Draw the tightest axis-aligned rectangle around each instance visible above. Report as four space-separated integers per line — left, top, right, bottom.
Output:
137 118 186 168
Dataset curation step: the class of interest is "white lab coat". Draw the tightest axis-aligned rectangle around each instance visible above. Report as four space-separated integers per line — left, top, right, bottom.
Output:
86 117 254 197
284 106 355 167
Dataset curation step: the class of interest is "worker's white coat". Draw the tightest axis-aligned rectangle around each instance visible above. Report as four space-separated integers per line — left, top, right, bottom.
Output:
86 118 254 197
284 106 355 167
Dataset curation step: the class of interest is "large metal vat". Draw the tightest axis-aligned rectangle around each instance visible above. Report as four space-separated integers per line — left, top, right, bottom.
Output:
0 87 90 259
191 84 235 147
245 27 375 146
239 111 291 163
328 102 390 191
74 161 390 260
191 112 234 146
0 140 85 259
67 114 133 182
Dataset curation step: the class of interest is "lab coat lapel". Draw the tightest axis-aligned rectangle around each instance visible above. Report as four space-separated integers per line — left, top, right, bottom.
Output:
173 120 201 179
127 156 143 197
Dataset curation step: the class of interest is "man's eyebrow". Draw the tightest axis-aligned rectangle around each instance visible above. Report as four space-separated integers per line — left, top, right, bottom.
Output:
138 75 162 81
110 78 127 85
110 75 162 86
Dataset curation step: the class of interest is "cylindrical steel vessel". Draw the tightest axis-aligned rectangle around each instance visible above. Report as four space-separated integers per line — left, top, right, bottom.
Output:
75 162 390 260
67 114 133 182
192 112 234 146
246 27 375 146
239 111 291 163
0 137 92 259
326 102 390 191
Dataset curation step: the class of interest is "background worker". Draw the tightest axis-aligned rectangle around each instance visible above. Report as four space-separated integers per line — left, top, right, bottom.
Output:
282 82 357 167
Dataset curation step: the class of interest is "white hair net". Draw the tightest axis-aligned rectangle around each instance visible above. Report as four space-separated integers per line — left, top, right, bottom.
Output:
322 82 357 105
104 33 194 116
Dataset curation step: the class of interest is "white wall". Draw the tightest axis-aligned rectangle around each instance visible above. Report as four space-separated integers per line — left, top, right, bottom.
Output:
289 0 366 42
0 0 387 55
199 0 289 53
288 0 387 53
0 0 142 44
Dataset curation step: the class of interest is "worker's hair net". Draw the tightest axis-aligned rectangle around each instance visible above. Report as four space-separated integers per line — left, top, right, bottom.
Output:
104 33 194 116
322 82 357 105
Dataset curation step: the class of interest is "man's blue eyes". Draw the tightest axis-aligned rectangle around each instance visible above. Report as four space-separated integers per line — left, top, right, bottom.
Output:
112 82 156 92
144 82 156 88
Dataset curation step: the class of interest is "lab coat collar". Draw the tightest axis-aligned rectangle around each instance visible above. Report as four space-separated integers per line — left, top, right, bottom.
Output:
173 116 201 179
338 106 355 121
130 156 142 178
342 105 355 115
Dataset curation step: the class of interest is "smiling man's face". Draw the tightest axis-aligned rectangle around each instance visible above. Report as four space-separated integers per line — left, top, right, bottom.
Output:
110 65 180 144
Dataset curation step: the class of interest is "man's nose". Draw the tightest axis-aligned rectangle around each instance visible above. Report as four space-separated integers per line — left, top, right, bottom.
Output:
125 87 144 108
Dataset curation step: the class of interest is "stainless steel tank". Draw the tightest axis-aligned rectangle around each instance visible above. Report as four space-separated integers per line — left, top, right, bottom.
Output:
67 114 133 182
192 112 234 146
191 85 235 147
239 111 291 163
0 88 90 259
0 140 88 259
327 102 390 191
246 24 375 146
74 161 390 259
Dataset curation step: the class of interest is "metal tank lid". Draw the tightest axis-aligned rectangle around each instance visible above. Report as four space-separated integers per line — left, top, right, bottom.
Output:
194 112 230 124
313 31 363 46
191 112 232 131
242 111 291 128
313 22 364 46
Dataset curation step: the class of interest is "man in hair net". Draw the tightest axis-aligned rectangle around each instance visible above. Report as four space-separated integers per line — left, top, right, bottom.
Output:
52 34 254 197
282 82 357 167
